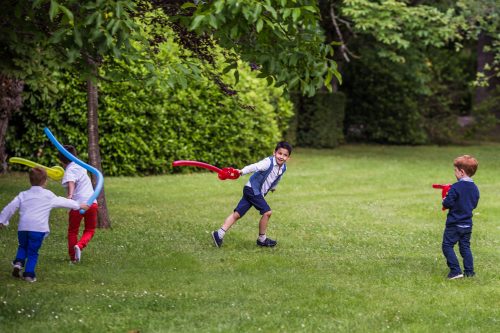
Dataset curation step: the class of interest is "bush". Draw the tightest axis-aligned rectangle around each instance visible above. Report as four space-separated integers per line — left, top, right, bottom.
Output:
7 63 293 176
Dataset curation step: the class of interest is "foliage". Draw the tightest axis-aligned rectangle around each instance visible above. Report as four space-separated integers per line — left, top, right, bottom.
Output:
466 86 500 140
420 45 476 144
342 41 427 144
165 0 341 96
0 0 146 95
1 145 500 332
0 2 66 104
338 0 496 144
343 41 478 144
341 0 463 63
456 0 500 87
289 91 345 148
34 0 140 71
6 35 293 176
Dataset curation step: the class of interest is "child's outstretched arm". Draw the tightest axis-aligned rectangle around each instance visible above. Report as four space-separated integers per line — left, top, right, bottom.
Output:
51 196 81 210
0 196 21 227
240 158 272 176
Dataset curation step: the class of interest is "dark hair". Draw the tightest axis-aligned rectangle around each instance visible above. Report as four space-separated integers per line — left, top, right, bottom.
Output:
275 141 292 155
58 145 78 165
29 167 47 186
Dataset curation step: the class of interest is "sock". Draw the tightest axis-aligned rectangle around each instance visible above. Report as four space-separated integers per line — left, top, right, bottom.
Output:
217 228 226 238
258 234 266 242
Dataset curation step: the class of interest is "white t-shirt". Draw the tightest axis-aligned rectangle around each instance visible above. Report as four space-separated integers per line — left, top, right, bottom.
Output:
61 162 96 204
0 186 80 232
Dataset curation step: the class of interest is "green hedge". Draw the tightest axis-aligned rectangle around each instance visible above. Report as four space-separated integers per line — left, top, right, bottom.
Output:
7 66 293 176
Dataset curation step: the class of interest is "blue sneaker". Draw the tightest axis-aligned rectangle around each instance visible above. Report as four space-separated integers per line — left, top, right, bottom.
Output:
212 231 223 248
256 238 277 247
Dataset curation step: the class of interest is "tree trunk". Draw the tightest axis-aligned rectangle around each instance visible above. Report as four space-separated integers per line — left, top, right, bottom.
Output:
85 57 111 228
474 31 499 115
0 75 24 173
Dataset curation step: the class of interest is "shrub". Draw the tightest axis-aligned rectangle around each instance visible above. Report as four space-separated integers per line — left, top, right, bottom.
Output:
7 60 293 176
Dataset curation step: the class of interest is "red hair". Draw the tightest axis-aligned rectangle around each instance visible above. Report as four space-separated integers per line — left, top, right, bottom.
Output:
454 155 478 177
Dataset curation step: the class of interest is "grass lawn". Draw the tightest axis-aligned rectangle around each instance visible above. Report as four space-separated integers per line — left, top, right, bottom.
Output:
1 144 499 332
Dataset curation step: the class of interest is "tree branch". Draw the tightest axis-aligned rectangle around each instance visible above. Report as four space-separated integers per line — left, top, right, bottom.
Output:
329 4 358 62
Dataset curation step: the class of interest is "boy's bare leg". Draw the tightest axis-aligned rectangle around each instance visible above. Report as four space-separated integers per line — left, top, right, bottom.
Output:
213 212 241 247
258 211 272 235
222 211 240 231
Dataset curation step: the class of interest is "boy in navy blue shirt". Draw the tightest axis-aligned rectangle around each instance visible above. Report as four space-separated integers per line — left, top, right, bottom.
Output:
212 142 292 248
441 155 480 280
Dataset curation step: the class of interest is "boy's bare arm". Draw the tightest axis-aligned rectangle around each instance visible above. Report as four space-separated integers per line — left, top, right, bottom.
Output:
66 181 76 199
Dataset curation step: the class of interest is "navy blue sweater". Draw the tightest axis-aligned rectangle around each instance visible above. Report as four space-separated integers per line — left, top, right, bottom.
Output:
442 180 480 227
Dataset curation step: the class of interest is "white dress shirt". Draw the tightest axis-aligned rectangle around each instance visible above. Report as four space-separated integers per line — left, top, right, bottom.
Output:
61 162 96 204
0 186 80 232
241 157 285 194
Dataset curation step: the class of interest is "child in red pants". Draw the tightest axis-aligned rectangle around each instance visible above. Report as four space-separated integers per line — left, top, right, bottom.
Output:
58 145 98 263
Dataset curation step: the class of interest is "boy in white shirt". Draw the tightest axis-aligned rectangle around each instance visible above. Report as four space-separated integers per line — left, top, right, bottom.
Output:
58 145 98 263
0 168 88 282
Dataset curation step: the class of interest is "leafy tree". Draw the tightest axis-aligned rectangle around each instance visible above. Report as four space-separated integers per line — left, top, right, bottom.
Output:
456 0 499 116
150 0 341 96
314 0 494 143
0 0 142 228
0 1 63 173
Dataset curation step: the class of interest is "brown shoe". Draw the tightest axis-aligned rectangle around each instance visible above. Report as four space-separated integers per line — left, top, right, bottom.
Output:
12 262 22 278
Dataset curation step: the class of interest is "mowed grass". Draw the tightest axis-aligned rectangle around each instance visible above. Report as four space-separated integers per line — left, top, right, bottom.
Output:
0 144 499 332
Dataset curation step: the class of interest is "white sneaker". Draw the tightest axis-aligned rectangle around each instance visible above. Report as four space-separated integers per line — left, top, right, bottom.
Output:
24 276 37 283
74 245 82 262
448 273 464 280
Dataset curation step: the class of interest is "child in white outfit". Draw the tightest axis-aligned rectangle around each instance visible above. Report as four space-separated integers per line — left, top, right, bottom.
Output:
0 168 88 282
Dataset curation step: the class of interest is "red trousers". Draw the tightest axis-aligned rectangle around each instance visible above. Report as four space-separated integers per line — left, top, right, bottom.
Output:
68 203 98 261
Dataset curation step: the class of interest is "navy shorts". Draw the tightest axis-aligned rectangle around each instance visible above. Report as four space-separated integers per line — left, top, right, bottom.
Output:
234 186 271 217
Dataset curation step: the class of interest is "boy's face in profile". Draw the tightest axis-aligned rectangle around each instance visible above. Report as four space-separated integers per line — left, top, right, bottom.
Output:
273 147 290 166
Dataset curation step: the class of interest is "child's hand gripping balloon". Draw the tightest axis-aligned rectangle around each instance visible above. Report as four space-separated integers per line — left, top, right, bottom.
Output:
432 184 452 210
218 167 240 180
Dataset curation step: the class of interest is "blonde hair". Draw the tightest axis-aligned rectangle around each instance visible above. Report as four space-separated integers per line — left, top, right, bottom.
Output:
454 155 478 177
29 167 47 186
